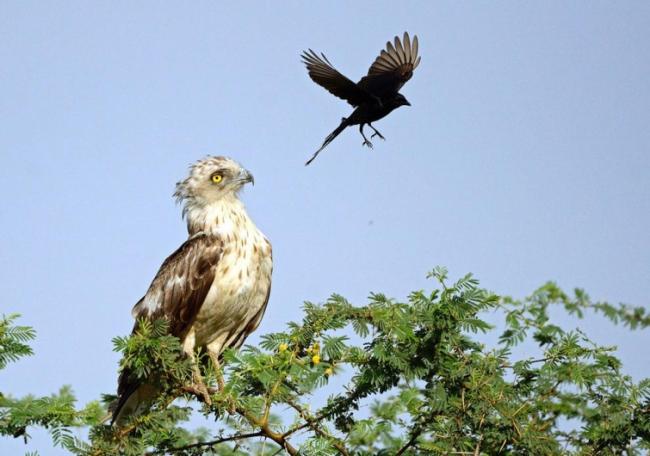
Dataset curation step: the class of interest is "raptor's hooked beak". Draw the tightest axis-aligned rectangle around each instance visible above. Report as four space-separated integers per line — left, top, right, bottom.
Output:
239 168 255 186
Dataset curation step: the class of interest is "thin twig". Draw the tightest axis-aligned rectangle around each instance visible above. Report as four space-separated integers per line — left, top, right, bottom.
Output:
473 436 483 456
395 426 422 456
147 431 264 455
285 398 350 456
183 384 299 455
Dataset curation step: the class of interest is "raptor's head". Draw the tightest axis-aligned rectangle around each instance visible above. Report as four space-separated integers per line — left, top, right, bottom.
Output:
174 156 254 208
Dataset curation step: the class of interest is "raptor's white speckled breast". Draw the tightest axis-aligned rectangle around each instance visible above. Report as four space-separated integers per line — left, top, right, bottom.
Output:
191 203 272 355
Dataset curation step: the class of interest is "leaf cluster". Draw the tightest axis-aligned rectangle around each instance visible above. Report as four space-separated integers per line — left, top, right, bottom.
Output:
0 313 36 370
1 270 649 455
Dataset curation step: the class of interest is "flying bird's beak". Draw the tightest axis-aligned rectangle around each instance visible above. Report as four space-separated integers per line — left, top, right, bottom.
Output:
239 168 255 186
404 100 411 106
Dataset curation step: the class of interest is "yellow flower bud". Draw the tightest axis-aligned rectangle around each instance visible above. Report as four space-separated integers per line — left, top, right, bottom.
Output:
279 343 289 352
324 367 333 376
312 354 321 365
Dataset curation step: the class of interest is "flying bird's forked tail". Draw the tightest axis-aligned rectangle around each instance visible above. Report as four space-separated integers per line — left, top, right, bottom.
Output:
305 118 350 166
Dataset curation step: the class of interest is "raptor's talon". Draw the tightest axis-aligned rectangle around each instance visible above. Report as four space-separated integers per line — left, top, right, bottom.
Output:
189 382 212 406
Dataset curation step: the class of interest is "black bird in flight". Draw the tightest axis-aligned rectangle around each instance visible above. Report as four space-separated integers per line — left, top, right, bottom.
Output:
302 32 420 165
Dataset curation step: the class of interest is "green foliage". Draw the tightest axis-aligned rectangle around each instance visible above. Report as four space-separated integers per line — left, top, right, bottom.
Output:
112 318 194 395
0 314 102 452
0 313 36 369
1 270 649 455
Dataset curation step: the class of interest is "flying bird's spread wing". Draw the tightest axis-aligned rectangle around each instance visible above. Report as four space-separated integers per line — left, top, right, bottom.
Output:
301 49 372 106
112 233 222 422
358 32 421 98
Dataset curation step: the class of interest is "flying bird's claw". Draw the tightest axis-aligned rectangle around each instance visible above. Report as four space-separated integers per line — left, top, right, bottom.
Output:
368 124 385 140
362 140 374 149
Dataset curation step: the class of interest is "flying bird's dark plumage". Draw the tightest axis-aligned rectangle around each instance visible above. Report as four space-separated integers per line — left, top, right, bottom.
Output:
302 32 420 165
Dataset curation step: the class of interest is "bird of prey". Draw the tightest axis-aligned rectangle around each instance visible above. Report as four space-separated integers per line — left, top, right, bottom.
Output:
302 32 421 165
111 156 272 425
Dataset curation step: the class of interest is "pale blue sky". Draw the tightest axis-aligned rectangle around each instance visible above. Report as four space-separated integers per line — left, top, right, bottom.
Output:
1 2 649 454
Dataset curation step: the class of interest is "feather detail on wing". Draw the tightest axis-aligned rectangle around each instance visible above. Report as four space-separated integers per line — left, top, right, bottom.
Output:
301 49 373 106
358 32 421 98
111 233 222 424
131 233 222 337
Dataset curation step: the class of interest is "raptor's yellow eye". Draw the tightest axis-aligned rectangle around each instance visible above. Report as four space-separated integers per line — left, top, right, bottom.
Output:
211 174 223 184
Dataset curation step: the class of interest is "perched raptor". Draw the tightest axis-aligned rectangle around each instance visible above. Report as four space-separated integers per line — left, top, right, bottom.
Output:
302 32 421 165
111 156 272 424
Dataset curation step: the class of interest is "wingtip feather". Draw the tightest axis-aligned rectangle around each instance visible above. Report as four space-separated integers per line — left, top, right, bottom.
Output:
412 35 419 62
394 35 405 65
403 32 411 62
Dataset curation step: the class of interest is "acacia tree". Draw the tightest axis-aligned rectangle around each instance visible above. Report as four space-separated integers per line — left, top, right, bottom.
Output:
2 268 649 455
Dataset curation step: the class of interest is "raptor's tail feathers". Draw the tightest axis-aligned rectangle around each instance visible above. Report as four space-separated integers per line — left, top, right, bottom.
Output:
110 383 158 427
305 119 349 166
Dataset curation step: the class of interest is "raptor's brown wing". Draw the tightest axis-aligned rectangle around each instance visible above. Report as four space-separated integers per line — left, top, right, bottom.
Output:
111 233 222 423
129 233 222 337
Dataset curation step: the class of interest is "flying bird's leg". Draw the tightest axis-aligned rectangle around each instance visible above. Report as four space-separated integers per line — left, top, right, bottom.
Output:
359 124 373 148
368 123 385 140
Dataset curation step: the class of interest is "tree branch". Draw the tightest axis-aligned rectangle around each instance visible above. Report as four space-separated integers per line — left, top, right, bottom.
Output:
183 384 299 455
395 427 422 456
285 398 350 456
147 431 264 455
